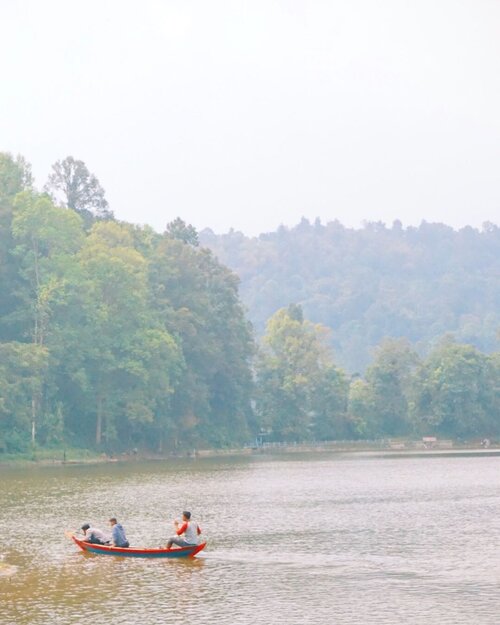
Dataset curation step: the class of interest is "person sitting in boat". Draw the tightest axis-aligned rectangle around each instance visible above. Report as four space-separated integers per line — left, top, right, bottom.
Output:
166 511 201 549
81 523 110 545
109 517 130 548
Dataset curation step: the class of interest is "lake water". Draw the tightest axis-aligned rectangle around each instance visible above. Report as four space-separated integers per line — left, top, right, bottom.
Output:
0 452 499 625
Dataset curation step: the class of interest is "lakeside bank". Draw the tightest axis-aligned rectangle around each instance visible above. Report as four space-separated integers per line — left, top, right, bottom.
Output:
1 439 499 468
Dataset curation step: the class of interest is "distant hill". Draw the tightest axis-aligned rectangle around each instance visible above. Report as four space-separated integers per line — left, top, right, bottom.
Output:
200 218 500 372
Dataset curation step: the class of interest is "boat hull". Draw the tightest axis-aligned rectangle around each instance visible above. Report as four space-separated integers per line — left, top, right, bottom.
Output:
71 535 206 558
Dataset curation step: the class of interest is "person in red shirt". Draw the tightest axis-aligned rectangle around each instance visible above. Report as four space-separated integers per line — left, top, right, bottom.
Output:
166 511 201 549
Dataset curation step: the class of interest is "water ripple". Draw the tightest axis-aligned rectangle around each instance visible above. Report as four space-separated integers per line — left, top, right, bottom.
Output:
0 455 499 624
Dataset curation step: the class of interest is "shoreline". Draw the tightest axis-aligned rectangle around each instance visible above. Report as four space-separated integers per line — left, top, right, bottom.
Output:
1 442 499 468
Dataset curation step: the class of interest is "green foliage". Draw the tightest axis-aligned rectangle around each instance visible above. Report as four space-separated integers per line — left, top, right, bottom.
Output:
0 154 33 341
412 338 499 437
165 217 199 246
12 191 85 346
256 305 348 441
1 156 499 453
149 236 254 447
347 378 374 438
0 159 254 453
363 339 419 436
44 156 112 225
0 153 32 199
200 220 500 373
0 342 48 451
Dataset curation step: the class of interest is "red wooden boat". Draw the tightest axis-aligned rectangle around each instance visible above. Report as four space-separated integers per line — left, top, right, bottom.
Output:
70 534 206 558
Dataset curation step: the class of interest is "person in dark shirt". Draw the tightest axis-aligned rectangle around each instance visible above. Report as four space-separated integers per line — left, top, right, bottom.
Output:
109 517 129 548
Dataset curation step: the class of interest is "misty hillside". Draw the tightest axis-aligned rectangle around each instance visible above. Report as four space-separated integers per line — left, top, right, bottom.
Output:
200 218 500 372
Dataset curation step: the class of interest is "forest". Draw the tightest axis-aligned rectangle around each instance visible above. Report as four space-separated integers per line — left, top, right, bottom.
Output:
0 152 499 456
200 218 500 373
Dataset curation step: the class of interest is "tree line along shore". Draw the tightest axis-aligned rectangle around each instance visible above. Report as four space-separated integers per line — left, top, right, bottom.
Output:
1 152 499 458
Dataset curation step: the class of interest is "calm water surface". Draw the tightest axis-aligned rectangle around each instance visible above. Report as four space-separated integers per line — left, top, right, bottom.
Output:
0 453 499 625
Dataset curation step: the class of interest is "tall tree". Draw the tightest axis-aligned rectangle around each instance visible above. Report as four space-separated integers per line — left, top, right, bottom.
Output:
45 156 112 225
412 337 497 437
309 364 350 440
165 217 199 246
0 153 32 198
347 377 375 438
0 153 33 341
363 338 419 436
256 304 345 441
150 235 254 447
10 191 85 445
72 222 183 447
0 342 48 451
11 191 84 346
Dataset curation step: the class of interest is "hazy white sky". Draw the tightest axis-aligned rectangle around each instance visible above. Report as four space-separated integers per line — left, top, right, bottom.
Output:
1 0 499 235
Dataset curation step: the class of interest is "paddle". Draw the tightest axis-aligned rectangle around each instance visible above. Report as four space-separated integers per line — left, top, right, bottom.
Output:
64 529 83 540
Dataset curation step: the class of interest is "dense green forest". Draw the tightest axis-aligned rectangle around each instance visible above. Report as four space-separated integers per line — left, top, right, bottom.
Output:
200 219 500 372
1 152 499 456
0 153 254 454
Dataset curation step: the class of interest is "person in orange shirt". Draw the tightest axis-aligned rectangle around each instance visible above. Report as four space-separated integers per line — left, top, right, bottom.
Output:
166 511 201 549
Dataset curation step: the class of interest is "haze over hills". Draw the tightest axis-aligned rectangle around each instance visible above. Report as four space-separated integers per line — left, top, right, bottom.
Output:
200 218 500 372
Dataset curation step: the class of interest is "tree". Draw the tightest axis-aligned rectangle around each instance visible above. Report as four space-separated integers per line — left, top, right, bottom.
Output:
0 153 32 199
412 337 497 437
10 192 85 445
309 364 350 440
347 378 375 438
363 338 419 436
62 221 184 448
256 304 345 441
165 218 199 246
0 153 33 341
0 342 48 450
45 156 112 225
149 236 254 447
11 191 85 346
76 222 153 445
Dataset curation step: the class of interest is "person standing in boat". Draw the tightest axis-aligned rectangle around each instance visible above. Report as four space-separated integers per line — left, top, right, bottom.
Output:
166 511 201 549
109 517 130 548
81 523 110 545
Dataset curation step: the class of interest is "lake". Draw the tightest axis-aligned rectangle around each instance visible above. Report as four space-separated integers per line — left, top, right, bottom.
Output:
0 452 499 625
